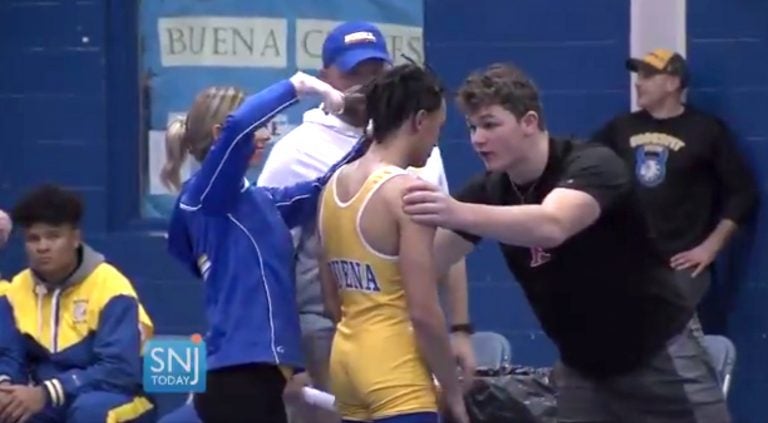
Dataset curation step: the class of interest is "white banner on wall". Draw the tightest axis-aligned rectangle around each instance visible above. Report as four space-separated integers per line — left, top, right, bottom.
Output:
140 0 423 219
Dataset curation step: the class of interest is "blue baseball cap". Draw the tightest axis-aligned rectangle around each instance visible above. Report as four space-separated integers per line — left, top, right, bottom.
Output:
322 21 391 72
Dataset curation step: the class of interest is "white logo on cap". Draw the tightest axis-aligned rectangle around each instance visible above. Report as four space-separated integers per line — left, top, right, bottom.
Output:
344 31 376 45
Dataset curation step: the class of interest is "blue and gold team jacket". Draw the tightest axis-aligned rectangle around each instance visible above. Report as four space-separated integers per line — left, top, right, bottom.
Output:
0 245 154 407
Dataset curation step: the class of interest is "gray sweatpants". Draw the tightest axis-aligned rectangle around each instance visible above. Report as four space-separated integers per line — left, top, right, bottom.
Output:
554 319 731 423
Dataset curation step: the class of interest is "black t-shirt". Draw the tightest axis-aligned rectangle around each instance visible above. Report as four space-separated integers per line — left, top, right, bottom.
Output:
592 107 757 258
455 137 693 378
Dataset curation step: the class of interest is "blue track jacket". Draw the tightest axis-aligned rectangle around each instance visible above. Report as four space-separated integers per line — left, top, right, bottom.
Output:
167 79 366 372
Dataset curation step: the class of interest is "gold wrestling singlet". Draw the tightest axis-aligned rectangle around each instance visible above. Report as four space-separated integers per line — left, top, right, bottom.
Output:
318 165 438 421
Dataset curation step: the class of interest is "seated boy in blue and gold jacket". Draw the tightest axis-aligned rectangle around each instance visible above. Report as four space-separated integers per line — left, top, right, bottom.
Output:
0 185 155 423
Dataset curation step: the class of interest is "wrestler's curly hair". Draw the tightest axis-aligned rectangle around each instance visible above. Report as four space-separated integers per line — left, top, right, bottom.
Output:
355 63 445 142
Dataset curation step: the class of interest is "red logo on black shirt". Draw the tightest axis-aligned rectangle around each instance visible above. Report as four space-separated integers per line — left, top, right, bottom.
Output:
530 247 551 267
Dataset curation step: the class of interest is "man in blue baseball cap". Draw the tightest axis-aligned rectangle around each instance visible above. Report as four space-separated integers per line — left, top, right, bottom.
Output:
318 21 391 91
261 20 475 423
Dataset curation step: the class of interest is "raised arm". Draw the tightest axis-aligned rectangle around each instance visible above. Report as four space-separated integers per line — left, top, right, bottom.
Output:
180 79 299 214
182 72 346 215
449 188 604 248
262 136 369 229
404 147 630 249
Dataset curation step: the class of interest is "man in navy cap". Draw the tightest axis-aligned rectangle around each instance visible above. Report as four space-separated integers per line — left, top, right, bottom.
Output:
318 21 391 91
260 20 475 423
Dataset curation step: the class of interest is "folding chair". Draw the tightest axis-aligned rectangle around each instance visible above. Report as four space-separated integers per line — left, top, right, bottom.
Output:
470 331 513 371
700 334 737 397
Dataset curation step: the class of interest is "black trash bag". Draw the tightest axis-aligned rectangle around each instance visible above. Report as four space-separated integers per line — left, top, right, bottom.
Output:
463 366 558 423
464 381 539 423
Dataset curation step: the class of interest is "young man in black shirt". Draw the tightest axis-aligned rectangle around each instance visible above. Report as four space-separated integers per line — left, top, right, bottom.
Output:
592 49 758 332
402 63 731 422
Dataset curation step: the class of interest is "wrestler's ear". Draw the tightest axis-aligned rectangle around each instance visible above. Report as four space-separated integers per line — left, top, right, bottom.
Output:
412 109 426 132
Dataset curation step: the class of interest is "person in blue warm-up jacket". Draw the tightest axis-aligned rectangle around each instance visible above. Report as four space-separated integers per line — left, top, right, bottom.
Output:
163 72 367 423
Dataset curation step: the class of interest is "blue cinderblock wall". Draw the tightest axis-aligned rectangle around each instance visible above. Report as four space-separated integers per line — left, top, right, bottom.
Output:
1 0 766 419
688 1 768 421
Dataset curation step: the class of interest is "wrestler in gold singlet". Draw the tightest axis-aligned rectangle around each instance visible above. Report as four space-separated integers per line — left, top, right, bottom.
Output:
319 165 438 421
317 63 467 423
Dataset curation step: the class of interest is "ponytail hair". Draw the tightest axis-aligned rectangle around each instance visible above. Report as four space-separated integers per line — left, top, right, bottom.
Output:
160 118 188 193
159 86 246 193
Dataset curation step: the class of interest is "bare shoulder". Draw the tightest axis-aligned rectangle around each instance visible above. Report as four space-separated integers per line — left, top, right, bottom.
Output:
377 170 422 218
379 169 420 193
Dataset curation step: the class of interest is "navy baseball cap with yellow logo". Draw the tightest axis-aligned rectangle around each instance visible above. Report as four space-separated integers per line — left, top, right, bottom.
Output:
322 21 391 72
627 48 689 86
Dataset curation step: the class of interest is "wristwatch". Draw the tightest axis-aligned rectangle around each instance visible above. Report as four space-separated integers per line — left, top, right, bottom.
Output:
449 323 474 335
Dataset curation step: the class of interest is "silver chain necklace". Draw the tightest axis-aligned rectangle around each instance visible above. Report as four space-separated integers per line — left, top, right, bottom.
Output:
509 179 538 205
